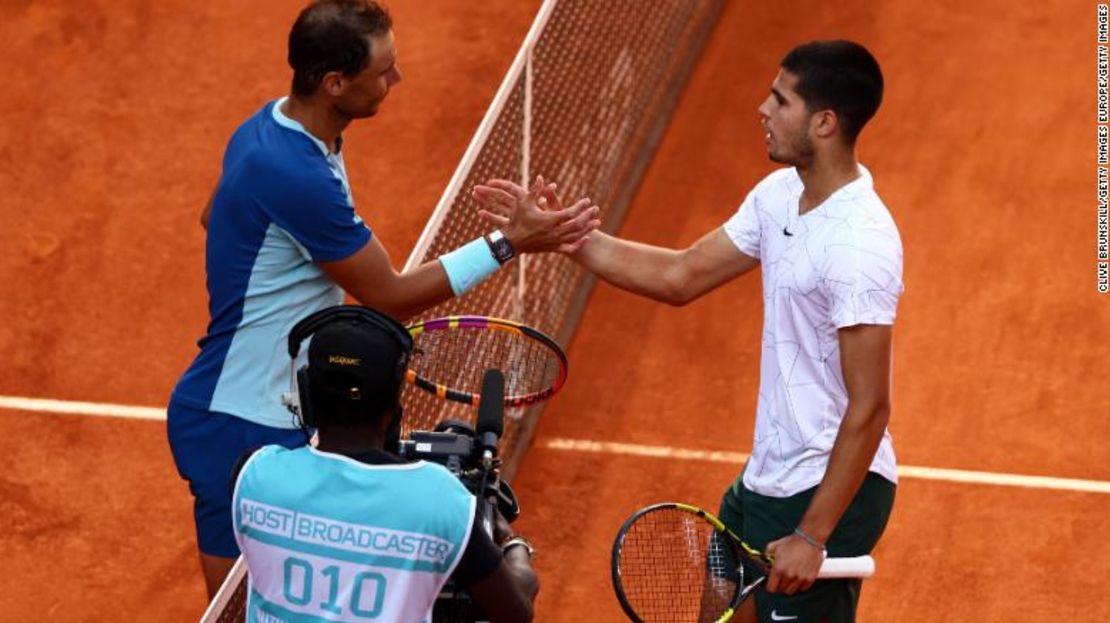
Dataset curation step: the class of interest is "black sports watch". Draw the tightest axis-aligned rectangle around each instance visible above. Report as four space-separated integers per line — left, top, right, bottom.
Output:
484 229 516 265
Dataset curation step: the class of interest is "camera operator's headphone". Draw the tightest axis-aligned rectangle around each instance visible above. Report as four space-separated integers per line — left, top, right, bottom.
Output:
284 305 412 432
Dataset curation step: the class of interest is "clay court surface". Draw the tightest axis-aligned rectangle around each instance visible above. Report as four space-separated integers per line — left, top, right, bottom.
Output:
0 0 1104 621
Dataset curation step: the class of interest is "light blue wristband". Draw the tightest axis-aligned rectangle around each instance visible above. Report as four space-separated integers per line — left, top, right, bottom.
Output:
439 236 501 296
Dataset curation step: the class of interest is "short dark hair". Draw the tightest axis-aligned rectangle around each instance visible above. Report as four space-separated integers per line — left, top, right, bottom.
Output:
288 0 393 96
781 40 883 144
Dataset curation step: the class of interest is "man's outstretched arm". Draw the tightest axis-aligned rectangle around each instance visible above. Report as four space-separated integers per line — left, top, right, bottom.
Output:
324 182 599 321
473 180 758 306
570 227 758 306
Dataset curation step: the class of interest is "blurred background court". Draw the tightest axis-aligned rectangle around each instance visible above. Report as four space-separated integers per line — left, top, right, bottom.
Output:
0 0 1104 621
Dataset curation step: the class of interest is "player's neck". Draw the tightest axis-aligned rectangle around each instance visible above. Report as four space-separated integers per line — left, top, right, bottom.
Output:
282 94 351 154
316 425 387 456
795 149 861 214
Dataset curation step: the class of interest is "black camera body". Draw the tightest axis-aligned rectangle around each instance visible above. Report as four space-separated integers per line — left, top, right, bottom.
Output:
397 420 520 523
398 416 519 623
400 370 521 623
398 420 482 472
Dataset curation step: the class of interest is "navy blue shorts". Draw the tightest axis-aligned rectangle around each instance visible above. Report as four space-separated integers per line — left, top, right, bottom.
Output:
167 401 307 557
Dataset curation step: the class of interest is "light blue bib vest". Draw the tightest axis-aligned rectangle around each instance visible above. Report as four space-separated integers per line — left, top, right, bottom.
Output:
233 446 476 623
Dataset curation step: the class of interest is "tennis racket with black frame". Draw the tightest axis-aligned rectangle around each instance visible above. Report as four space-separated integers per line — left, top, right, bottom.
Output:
611 502 875 623
404 315 567 407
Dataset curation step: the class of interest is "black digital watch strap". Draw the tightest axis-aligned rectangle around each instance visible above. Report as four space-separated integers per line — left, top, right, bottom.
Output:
484 230 516 265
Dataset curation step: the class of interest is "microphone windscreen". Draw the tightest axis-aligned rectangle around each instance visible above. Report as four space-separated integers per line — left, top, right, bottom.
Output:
476 368 505 438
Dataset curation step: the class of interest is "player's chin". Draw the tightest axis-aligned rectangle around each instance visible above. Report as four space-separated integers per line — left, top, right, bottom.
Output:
350 101 384 119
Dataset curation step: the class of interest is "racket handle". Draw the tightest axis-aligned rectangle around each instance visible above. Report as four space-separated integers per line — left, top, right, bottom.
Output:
817 555 875 578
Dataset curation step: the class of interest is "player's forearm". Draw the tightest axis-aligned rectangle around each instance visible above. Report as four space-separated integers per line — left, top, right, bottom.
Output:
381 261 456 321
325 236 514 322
572 232 690 305
347 261 454 322
796 401 890 544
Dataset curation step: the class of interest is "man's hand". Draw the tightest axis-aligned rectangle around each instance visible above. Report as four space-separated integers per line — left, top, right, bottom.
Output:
472 176 600 254
764 533 825 595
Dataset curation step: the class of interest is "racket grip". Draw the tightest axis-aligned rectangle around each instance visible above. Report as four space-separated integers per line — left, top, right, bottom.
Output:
817 555 875 579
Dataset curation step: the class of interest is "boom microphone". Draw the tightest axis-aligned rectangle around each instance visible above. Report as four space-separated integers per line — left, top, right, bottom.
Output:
476 368 505 458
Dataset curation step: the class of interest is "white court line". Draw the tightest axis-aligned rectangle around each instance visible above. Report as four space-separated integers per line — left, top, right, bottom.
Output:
0 396 166 420
5 397 1107 494
545 437 1110 495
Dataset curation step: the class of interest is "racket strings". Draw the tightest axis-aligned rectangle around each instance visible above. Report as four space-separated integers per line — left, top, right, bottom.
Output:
410 326 561 398
617 509 739 622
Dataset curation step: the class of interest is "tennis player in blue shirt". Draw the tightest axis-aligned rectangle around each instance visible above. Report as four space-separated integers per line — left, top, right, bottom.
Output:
168 0 598 597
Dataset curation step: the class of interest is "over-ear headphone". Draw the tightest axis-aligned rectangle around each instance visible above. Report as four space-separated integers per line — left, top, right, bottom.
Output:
283 305 412 432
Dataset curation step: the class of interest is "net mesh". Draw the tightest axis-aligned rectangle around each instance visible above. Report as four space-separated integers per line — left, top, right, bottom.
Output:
399 0 724 460
201 0 722 619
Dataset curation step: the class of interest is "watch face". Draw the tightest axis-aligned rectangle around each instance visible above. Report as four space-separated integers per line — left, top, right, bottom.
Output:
487 232 515 264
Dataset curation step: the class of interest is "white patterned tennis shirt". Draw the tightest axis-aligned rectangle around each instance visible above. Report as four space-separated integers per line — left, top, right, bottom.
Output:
724 165 903 497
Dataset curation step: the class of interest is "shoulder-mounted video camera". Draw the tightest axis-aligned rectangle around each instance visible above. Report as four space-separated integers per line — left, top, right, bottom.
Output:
397 417 520 522
400 369 521 623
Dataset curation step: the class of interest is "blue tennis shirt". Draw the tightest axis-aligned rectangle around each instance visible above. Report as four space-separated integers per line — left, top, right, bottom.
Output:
172 98 371 429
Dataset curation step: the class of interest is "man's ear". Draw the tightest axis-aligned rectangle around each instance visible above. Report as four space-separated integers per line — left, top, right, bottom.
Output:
321 72 345 96
811 109 839 140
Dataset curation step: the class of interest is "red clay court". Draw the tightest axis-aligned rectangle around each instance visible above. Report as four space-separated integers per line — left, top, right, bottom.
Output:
0 1 1104 621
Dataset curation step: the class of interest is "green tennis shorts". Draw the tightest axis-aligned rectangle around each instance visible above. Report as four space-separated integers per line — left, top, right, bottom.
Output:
717 471 896 623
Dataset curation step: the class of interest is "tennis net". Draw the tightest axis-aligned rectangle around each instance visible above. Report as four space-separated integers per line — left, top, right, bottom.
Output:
201 0 722 619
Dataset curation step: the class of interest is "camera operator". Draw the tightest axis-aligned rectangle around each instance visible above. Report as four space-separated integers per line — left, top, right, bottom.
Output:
230 307 538 622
